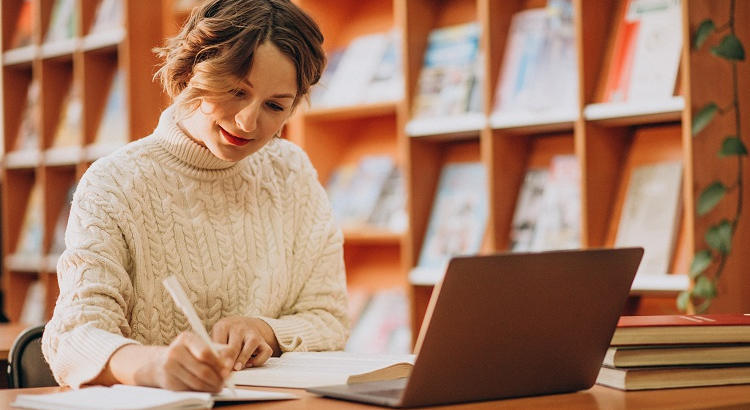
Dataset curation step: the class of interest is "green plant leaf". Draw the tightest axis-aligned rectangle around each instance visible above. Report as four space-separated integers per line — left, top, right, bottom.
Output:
676 290 691 312
719 136 748 157
706 219 733 253
693 19 715 50
690 250 713 278
692 102 718 136
697 182 727 215
711 34 746 61
693 276 718 299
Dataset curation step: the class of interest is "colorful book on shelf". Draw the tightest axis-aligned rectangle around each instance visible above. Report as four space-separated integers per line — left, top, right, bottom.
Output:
14 81 41 152
366 167 407 233
411 22 481 119
15 181 44 258
94 70 128 148
45 0 76 43
230 351 415 388
596 363 750 391
90 0 123 34
414 162 488 280
325 156 395 229
492 4 577 118
363 29 404 104
604 344 750 368
611 314 750 346
321 31 391 107
49 183 77 256
346 288 411 355
11 0 33 49
309 47 344 107
52 85 83 148
602 0 682 103
509 168 549 252
529 155 580 251
614 161 682 277
12 384 297 410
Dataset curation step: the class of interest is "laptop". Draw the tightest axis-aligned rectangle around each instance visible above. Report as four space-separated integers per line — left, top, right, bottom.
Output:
308 247 643 407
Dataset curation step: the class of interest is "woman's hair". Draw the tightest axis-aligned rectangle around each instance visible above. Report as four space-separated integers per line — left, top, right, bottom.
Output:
154 0 326 117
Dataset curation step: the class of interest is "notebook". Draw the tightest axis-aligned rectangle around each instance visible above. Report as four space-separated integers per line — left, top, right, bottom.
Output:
11 384 297 409
308 247 643 407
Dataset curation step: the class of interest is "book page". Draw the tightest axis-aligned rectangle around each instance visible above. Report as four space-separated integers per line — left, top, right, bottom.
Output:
229 351 415 388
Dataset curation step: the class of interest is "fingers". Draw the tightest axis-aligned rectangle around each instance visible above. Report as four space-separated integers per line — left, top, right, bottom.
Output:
235 334 274 370
166 332 230 392
247 342 273 367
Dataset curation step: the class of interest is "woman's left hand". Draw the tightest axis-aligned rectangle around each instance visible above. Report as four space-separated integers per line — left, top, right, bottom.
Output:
210 316 278 371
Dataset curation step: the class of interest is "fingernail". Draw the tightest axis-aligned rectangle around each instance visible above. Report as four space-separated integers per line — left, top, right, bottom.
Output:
234 362 243 371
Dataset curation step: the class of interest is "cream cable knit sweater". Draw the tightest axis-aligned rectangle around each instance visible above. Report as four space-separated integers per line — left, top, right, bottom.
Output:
42 106 349 388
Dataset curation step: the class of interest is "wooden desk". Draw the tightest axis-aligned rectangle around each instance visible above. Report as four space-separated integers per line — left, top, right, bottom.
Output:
2 384 750 409
0 323 28 361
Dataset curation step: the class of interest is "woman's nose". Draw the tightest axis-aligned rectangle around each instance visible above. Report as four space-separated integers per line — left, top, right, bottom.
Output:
235 101 260 133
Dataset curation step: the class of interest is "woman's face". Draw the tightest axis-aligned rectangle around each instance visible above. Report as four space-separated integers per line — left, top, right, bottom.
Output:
180 41 297 162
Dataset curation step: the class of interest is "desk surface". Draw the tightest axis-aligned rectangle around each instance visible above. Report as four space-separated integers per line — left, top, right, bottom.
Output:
0 324 29 361
2 384 750 409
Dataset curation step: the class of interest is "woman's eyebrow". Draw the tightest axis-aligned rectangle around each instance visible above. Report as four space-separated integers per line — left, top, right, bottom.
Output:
242 79 295 99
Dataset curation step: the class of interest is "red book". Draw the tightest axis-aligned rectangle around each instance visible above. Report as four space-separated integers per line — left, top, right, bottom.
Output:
611 314 750 346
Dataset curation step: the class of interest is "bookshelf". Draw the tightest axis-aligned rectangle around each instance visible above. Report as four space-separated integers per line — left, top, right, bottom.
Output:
282 0 750 344
2 0 746 349
0 0 164 321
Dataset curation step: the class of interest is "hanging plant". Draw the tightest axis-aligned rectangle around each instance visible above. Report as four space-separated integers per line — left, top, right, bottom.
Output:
678 0 746 313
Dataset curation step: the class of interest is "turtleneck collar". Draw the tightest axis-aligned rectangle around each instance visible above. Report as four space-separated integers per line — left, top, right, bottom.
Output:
153 105 239 171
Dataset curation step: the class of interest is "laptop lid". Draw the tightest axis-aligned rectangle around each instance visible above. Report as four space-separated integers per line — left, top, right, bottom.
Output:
308 247 642 407
399 247 642 407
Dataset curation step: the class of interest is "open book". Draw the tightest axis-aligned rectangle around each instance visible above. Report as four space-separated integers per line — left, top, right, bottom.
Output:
230 351 416 388
11 384 296 410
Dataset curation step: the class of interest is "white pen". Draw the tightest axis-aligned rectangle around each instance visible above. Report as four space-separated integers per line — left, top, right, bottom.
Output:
162 275 238 396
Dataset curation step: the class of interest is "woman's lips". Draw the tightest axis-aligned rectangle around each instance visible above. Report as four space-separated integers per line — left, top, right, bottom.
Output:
220 127 251 146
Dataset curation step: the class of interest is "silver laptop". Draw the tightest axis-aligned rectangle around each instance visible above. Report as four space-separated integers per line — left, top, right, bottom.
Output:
308 247 643 407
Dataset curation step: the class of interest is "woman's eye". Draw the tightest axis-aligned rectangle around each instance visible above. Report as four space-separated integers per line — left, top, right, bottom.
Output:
267 102 285 112
229 89 246 98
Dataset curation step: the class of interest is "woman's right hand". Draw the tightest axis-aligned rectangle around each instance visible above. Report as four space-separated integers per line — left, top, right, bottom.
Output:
131 331 234 392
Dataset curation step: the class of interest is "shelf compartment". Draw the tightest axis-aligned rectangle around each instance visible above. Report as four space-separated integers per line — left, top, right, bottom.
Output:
405 112 485 139
5 150 42 169
40 39 77 59
343 227 403 246
44 146 83 166
305 101 398 122
489 110 577 134
584 96 684 126
630 274 689 296
2 46 37 66
5 254 42 272
81 28 125 51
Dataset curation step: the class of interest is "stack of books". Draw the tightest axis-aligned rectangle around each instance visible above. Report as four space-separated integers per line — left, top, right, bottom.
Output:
597 314 750 390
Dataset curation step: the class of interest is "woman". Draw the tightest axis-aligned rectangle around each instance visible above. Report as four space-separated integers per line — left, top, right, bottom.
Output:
42 0 348 392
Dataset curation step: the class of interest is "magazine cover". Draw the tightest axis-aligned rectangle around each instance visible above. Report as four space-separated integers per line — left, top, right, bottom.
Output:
416 162 488 275
510 168 549 252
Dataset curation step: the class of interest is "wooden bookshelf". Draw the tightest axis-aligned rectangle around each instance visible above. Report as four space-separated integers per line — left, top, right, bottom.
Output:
0 0 164 322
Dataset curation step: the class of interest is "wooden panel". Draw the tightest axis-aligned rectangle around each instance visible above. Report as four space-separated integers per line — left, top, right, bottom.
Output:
344 243 403 291
2 271 36 321
686 0 750 313
2 169 36 255
577 0 620 105
2 67 33 151
40 59 73 149
577 121 629 247
434 0 476 28
81 49 116 144
2 0 25 51
42 166 75 253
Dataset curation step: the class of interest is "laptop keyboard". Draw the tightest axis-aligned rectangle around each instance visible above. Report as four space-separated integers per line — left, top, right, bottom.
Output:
364 388 404 399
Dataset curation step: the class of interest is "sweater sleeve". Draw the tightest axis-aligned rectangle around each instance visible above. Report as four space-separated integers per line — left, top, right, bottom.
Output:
258 151 350 352
41 172 140 388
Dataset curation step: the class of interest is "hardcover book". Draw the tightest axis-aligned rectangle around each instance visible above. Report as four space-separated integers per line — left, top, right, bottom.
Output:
615 161 682 277
597 363 750 391
604 344 750 368
611 314 750 346
411 22 481 119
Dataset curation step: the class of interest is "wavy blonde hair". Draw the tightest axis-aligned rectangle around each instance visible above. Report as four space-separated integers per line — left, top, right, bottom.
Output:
154 0 326 118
